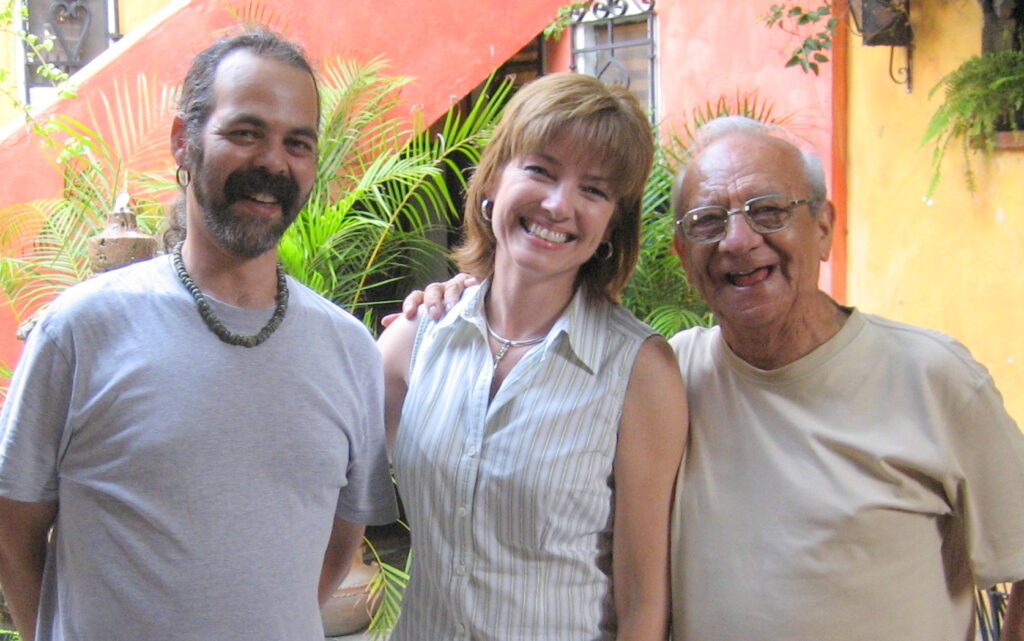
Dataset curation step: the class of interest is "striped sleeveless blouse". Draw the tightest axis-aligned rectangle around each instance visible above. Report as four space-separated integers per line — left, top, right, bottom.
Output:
391 282 655 641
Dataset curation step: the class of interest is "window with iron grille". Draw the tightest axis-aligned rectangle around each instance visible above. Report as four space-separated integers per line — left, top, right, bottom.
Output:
21 0 120 102
570 0 656 120
981 0 1023 52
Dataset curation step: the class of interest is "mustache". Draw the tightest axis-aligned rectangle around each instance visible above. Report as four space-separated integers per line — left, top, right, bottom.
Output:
223 168 300 210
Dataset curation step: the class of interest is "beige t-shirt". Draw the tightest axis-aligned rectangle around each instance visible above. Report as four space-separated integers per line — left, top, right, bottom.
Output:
670 310 1024 641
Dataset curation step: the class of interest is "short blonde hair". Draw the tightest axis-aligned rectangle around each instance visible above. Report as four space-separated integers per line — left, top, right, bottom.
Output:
455 73 654 302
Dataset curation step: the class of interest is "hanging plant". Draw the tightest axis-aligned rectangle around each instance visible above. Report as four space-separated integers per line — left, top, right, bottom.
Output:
921 49 1024 196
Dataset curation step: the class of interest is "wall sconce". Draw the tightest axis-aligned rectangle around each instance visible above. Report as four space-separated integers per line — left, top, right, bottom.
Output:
849 0 914 91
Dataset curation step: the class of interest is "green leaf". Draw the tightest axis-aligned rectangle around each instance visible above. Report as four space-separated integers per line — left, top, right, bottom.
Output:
281 62 514 327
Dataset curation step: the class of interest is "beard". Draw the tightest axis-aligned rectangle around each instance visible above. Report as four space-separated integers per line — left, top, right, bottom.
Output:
192 155 306 259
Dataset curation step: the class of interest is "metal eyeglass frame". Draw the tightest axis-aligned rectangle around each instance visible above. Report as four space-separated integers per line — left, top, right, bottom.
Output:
674 194 811 244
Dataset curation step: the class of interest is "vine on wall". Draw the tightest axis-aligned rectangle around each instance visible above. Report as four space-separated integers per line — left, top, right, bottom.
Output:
762 2 838 74
0 0 77 129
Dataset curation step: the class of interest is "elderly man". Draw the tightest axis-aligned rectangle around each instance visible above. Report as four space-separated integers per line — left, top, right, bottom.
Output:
0 30 396 641
669 116 1024 641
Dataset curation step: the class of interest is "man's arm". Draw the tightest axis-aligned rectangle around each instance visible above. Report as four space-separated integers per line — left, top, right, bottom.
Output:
0 497 57 641
1003 580 1024 641
318 516 365 606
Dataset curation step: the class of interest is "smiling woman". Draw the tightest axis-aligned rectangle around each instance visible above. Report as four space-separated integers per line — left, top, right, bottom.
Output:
484 133 618 302
456 74 652 304
378 72 689 641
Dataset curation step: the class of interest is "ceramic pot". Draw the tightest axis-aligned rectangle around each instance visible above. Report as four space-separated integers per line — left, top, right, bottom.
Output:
87 192 157 274
321 551 380 637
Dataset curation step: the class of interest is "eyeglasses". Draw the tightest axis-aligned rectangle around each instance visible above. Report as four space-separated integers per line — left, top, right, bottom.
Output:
675 195 810 244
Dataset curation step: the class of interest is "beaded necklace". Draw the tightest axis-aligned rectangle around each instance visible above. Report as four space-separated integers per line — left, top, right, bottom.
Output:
172 242 288 348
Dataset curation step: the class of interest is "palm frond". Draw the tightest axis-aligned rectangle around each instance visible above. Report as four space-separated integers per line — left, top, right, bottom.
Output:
673 92 791 148
0 74 175 323
283 63 513 327
0 360 11 403
88 75 177 187
364 526 411 641
221 2 291 35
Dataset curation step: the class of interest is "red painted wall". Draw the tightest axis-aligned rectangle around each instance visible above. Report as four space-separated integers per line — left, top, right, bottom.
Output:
0 0 567 374
0 0 840 375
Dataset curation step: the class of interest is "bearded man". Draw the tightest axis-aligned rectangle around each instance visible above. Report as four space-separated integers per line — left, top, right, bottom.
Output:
0 30 396 641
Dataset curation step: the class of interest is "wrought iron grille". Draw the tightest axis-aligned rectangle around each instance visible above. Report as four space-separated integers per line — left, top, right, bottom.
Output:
569 0 656 118
23 0 116 94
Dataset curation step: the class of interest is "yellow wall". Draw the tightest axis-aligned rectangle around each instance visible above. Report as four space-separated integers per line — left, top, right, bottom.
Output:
119 0 172 33
0 0 171 126
846 0 1024 425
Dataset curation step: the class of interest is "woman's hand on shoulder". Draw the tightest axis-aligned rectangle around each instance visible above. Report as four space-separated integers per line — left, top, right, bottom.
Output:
380 273 478 328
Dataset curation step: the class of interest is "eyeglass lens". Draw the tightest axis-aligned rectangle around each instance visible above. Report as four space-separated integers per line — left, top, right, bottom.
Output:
681 195 798 243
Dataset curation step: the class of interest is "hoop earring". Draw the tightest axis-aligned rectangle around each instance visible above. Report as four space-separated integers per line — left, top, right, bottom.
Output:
176 166 191 188
481 197 493 222
596 241 614 261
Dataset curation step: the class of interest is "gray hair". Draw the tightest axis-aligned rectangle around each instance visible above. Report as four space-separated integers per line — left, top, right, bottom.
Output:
672 116 827 217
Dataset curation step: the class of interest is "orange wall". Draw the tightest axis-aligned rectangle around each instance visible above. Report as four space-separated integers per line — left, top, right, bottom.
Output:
0 0 566 373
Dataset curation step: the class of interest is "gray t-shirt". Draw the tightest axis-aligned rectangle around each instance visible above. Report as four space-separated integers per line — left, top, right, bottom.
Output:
0 255 397 641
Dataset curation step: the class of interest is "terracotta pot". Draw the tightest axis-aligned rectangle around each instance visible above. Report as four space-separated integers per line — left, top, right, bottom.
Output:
87 192 157 274
321 552 380 637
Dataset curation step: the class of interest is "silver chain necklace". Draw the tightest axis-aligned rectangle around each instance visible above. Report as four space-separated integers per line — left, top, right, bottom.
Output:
485 320 546 369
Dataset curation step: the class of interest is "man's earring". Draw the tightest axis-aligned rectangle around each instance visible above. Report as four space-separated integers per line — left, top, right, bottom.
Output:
176 166 191 188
